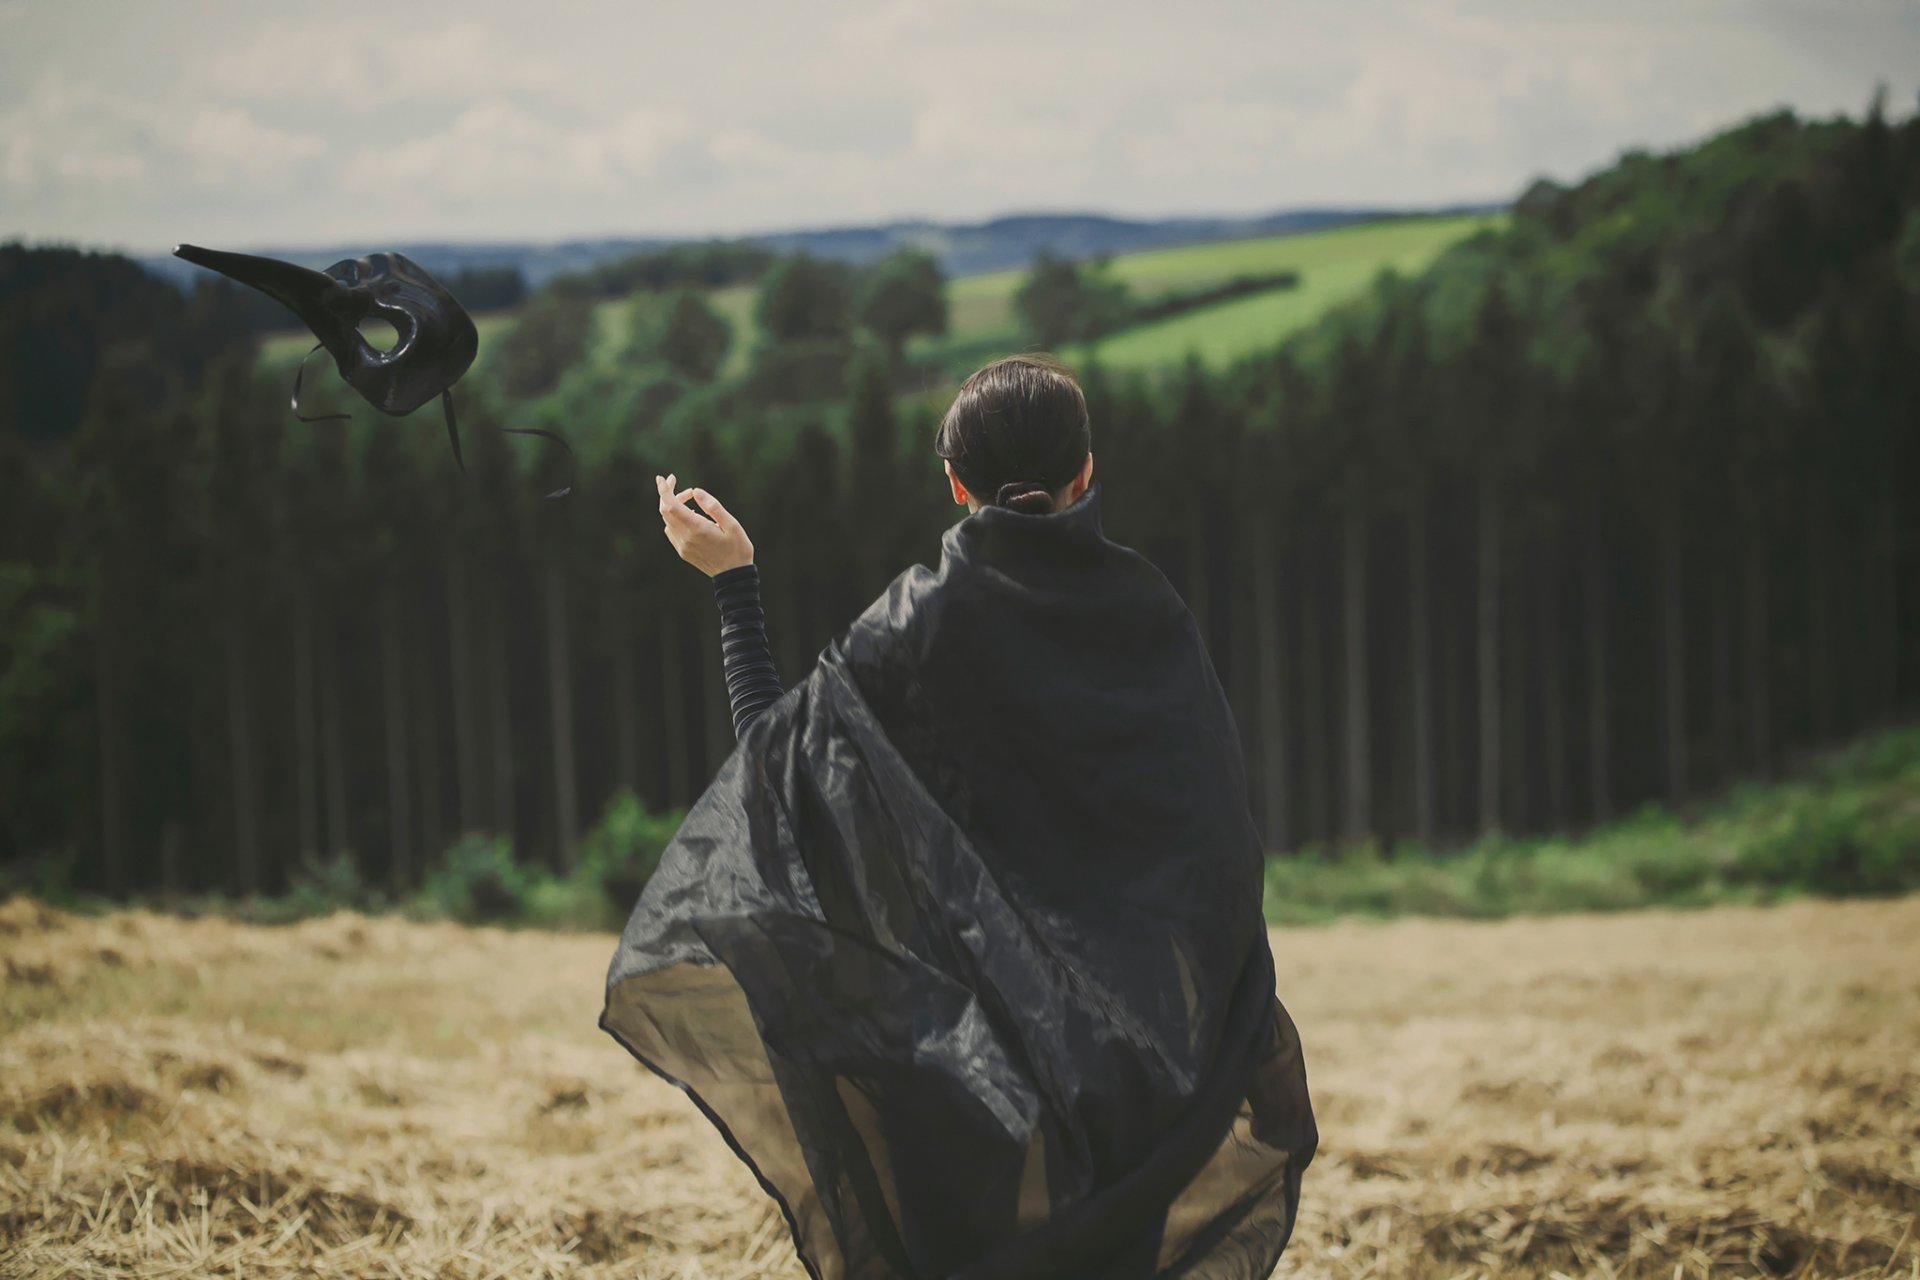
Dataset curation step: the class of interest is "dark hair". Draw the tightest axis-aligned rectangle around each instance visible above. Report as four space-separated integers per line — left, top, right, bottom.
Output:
935 354 1091 516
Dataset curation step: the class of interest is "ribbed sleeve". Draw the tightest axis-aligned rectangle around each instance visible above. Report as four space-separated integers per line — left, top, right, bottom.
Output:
712 563 785 739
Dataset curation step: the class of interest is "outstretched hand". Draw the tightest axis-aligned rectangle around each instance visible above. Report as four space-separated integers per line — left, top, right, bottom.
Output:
656 472 754 577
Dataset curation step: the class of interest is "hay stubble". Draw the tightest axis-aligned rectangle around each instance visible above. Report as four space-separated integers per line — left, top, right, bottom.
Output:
3 896 1915 1278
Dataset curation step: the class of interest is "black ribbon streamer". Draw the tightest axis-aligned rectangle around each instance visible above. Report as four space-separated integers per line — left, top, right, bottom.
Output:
291 342 574 498
290 342 350 425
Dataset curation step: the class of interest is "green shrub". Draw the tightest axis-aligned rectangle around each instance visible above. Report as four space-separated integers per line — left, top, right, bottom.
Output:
280 852 380 920
576 791 683 914
1262 723 1920 924
1509 847 1652 915
414 833 533 923
522 874 616 931
1826 724 1920 784
1599 827 1720 900
1734 784 1920 896
395 797 685 930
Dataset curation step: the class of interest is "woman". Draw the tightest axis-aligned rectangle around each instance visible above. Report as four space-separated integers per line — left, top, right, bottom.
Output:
602 356 1315 1280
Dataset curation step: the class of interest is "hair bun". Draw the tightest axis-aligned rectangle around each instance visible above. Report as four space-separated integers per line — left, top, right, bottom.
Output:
995 480 1053 514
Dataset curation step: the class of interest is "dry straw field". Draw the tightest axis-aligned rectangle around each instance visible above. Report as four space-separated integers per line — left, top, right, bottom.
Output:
4 893 1917 1279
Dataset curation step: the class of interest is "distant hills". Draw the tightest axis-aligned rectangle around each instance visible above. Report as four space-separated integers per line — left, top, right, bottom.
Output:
139 203 1504 291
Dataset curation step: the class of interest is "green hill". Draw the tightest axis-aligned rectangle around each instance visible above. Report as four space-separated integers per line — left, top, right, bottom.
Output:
1071 214 1502 367
932 212 1501 372
257 213 1501 383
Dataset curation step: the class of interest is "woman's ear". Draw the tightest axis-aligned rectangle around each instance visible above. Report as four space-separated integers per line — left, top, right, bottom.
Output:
945 460 970 506
1069 451 1094 500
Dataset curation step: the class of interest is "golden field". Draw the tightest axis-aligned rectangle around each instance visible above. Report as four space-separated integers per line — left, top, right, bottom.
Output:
3 894 1917 1279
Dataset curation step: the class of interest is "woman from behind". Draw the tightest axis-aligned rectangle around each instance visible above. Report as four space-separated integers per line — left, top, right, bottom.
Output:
604 354 1315 1280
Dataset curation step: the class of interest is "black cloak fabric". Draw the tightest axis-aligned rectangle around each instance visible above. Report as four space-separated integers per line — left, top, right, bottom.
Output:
601 480 1316 1280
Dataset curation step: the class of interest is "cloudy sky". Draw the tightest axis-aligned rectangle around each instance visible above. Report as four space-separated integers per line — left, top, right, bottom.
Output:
3 0 1915 253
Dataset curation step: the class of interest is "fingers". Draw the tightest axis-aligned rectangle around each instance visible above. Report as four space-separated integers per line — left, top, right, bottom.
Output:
655 473 710 571
656 473 692 520
655 483 753 577
655 474 750 577
656 474 691 547
657 472 725 527
691 488 734 531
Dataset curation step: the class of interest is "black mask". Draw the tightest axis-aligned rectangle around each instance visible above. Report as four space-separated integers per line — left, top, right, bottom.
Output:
174 243 571 496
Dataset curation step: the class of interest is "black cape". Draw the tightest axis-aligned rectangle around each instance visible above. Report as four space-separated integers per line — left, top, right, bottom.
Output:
601 480 1315 1280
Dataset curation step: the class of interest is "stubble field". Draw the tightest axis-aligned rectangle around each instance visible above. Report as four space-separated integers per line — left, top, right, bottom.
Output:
3 894 1916 1278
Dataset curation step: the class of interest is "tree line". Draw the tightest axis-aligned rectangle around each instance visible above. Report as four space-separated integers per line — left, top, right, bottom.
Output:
1014 251 1300 347
1 99 1915 899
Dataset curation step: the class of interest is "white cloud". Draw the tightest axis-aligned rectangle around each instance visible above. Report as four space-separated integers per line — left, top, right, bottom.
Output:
0 0 1914 246
0 69 328 186
352 100 704 207
180 105 327 183
0 73 153 187
202 19 574 109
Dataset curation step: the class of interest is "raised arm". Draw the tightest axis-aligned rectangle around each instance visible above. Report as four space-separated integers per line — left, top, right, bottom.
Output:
712 564 785 736
656 473 785 739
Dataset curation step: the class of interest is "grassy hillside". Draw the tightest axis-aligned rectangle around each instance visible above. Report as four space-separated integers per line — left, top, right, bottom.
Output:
932 212 1502 372
1067 212 1503 368
254 214 1501 385
951 213 1496 334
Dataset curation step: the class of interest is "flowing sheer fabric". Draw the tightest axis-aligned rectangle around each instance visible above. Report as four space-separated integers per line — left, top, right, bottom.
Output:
602 480 1316 1279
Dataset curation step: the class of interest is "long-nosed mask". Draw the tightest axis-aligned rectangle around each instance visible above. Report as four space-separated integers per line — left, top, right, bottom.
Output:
174 243 570 495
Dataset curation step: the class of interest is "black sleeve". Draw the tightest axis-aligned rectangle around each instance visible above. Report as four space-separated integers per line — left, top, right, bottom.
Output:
712 563 785 738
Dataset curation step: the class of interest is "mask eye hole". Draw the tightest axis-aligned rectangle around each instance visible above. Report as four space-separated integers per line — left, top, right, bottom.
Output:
357 317 401 352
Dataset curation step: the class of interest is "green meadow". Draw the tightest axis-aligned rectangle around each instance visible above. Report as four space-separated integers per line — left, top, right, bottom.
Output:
1066 213 1503 368
255 213 1502 384
936 212 1502 371
948 214 1496 335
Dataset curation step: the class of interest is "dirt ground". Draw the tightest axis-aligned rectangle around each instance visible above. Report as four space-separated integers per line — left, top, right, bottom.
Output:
3 894 1916 1278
